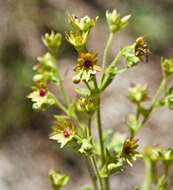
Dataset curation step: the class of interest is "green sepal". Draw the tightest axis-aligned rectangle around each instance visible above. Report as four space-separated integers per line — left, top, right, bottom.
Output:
78 137 94 156
49 170 69 190
122 45 140 67
100 66 118 91
125 114 143 136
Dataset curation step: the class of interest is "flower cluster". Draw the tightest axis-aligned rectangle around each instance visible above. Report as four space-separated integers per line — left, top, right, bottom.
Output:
27 32 62 110
27 9 173 190
66 15 98 52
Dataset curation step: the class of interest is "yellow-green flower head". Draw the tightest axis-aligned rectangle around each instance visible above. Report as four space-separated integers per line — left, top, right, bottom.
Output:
161 58 173 77
121 138 141 166
68 15 98 32
65 31 88 49
106 9 131 33
128 83 148 104
49 116 75 148
73 52 102 83
42 31 62 52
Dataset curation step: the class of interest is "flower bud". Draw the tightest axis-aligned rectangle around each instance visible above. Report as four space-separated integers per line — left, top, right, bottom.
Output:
161 58 173 77
42 31 62 52
106 9 131 33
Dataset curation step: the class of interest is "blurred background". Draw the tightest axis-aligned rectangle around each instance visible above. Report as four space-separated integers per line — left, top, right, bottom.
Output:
0 0 173 189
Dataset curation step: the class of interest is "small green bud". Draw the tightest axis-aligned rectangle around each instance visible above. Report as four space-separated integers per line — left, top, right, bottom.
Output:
32 74 43 82
42 31 62 52
68 15 98 32
126 114 142 136
128 83 148 104
161 58 173 77
49 170 69 190
72 72 82 84
106 9 131 33
37 53 56 69
160 88 173 109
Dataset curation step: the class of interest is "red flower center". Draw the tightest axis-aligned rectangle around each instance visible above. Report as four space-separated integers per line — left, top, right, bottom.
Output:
84 60 93 68
39 88 47 97
63 128 71 138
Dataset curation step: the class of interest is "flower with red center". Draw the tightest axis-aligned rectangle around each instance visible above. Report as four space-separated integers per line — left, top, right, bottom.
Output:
39 88 47 97
49 116 75 148
73 52 102 83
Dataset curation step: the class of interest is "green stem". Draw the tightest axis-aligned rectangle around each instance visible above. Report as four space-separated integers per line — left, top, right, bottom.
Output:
51 51 69 105
103 33 114 68
142 159 154 190
91 156 104 190
110 50 123 67
96 97 105 163
86 158 99 190
87 115 104 190
88 115 92 137
55 99 67 113
142 77 167 125
93 77 110 190
57 68 69 105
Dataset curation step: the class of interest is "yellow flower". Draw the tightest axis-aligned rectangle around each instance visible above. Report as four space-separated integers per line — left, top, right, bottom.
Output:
49 116 75 148
73 52 102 83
